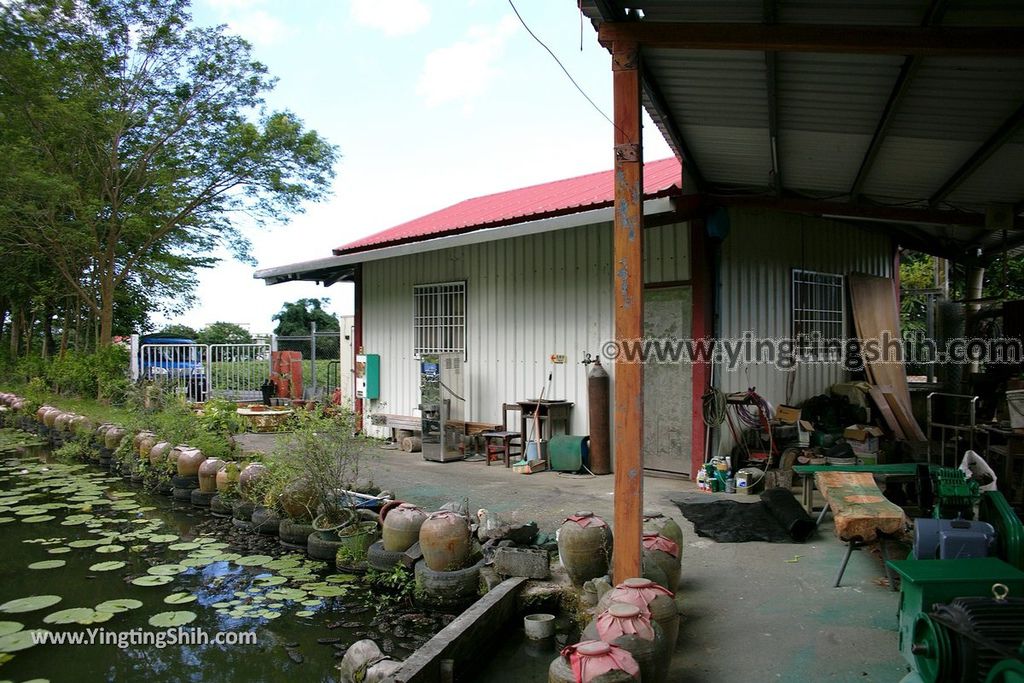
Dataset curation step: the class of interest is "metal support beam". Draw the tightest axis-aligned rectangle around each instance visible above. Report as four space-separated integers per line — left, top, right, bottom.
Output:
597 22 1024 57
929 102 1024 206
611 39 644 584
641 68 705 192
764 0 782 196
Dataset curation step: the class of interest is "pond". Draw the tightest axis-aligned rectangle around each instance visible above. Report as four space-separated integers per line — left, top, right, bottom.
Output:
0 430 447 682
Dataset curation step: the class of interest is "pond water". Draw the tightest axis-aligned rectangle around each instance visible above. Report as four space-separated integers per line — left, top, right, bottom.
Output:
0 430 446 682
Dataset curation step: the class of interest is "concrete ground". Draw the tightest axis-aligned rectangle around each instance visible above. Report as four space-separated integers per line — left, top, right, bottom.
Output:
238 434 910 682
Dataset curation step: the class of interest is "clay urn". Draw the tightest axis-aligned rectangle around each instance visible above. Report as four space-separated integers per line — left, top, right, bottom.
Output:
176 447 206 477
382 503 428 553
558 511 613 585
419 510 471 571
239 462 268 497
104 426 128 451
279 477 319 521
216 462 240 493
198 458 225 493
148 441 173 467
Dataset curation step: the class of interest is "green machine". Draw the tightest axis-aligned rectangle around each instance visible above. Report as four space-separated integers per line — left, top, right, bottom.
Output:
892 486 1024 682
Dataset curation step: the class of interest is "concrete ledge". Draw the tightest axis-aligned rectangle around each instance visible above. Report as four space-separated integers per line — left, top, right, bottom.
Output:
393 577 527 683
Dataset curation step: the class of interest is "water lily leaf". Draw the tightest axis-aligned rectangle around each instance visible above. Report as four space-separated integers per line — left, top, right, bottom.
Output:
265 588 306 601
95 599 142 613
0 623 23 637
308 586 347 598
0 629 47 653
95 545 125 554
326 574 358 584
46 547 71 555
253 576 287 587
263 558 301 571
163 593 196 605
295 610 315 617
148 611 196 628
27 560 65 570
21 515 55 523
130 575 173 587
211 602 231 609
212 553 241 562
147 564 187 576
178 558 211 569
88 561 126 572
234 555 272 567
263 611 281 620
43 608 113 625
0 517 14 524
278 567 313 577
167 542 200 551
0 596 61 614
146 534 178 543
68 540 103 549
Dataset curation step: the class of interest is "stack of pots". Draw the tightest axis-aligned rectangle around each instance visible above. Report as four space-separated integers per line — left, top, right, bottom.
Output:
549 641 640 683
172 446 205 503
414 510 478 607
194 458 224 507
582 603 666 683
642 533 681 593
597 577 679 673
558 512 613 585
210 461 239 517
367 503 426 571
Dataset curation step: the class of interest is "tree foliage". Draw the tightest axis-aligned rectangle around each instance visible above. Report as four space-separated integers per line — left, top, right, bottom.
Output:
0 0 338 352
272 298 340 337
154 324 199 340
196 321 253 346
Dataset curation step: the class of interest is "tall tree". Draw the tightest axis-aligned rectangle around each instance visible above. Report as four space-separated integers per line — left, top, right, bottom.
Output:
196 321 253 345
0 0 338 346
272 298 340 337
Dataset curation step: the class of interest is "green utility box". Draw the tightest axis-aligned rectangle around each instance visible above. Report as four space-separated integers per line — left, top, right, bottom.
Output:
888 558 1024 666
355 354 380 400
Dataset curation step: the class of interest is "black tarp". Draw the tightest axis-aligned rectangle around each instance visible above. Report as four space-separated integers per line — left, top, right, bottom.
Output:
671 488 815 543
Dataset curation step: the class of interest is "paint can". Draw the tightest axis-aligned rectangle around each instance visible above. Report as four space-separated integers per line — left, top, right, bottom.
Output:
725 478 736 494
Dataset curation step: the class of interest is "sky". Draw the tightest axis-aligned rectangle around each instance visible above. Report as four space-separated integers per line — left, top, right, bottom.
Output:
156 0 672 335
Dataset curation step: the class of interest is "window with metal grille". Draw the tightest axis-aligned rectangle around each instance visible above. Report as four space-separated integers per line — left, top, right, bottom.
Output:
791 269 845 359
413 281 466 356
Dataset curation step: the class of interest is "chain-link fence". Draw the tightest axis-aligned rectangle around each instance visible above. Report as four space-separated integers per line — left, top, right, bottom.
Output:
274 325 342 400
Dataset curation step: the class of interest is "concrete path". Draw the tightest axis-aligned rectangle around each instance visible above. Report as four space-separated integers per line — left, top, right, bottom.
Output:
237 435 909 682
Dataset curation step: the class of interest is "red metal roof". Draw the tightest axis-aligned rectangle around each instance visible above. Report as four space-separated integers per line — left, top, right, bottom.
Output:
333 157 682 255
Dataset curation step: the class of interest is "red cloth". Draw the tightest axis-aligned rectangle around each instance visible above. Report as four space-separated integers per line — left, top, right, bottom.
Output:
605 580 673 617
595 607 655 642
563 640 640 683
642 532 679 558
564 514 607 528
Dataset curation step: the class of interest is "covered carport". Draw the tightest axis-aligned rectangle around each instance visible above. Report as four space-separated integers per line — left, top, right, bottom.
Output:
584 0 1024 581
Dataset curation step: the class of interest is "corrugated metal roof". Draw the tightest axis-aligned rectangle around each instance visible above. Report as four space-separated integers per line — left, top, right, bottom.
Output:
333 157 681 255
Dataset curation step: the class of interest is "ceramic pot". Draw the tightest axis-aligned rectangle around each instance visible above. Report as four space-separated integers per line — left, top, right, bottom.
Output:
176 447 206 477
238 462 267 497
198 458 225 493
598 577 679 671
216 462 240 493
419 510 471 572
382 503 427 552
643 511 684 553
42 408 61 429
104 427 128 451
558 511 612 585
549 641 640 683
279 477 319 521
642 533 680 593
54 412 74 433
138 434 158 461
337 520 381 564
583 603 665 683
134 431 156 453
148 441 172 467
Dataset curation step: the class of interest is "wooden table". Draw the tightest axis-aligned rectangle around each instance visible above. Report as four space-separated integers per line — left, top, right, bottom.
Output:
792 463 931 513
518 400 573 443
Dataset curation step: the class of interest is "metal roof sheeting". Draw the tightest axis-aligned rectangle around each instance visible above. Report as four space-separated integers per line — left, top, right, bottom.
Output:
333 157 681 255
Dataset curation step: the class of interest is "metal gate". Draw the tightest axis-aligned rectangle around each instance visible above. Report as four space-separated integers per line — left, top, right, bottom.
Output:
138 343 209 402
207 343 272 401
274 323 342 400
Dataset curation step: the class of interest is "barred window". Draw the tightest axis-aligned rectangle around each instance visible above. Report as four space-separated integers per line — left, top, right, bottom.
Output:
413 281 466 356
792 269 845 358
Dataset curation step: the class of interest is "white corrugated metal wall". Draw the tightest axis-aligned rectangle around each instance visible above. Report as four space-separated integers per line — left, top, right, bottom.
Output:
361 220 690 439
713 208 894 454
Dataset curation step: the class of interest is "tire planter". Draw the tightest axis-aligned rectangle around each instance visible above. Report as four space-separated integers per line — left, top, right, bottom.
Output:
172 475 199 490
233 500 256 523
191 489 216 507
307 530 346 561
279 518 315 549
98 455 112 469
419 511 472 572
210 495 232 518
172 487 194 502
156 478 174 496
335 521 380 566
251 506 281 536
367 540 408 572
414 559 483 608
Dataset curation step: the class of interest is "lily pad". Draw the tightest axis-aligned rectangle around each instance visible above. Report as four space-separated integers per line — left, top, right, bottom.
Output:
0 629 48 653
68 539 103 549
95 544 125 554
295 610 315 617
148 611 196 628
88 561 126 572
167 542 200 551
253 576 287 587
147 564 187 576
27 560 65 570
130 575 174 587
326 574 358 584
265 588 306 601
43 608 113 625
0 622 23 637
95 599 143 613
234 555 273 567
308 586 347 598
0 596 61 614
46 547 72 555
163 592 196 605
21 515 55 523
146 534 178 543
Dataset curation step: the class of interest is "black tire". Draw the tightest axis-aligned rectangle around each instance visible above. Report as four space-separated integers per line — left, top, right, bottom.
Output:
130 474 144 485
307 531 344 561
210 495 232 517
232 518 252 530
367 540 407 572
414 559 483 607
157 480 174 496
251 507 281 536
191 489 216 507
279 518 314 548
98 456 112 469
172 487 194 502
172 475 199 489
233 501 256 522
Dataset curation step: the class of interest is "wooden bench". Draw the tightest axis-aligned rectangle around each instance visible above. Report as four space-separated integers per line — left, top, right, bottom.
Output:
813 471 907 588
379 414 421 442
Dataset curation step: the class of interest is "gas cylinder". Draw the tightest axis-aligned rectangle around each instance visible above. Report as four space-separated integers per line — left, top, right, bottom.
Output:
587 358 611 475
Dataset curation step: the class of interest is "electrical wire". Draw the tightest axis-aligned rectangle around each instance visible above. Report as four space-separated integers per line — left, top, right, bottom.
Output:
507 0 628 141
701 387 727 427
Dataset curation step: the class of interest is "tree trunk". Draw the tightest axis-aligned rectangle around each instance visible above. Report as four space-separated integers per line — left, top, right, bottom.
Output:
98 274 115 346
8 307 20 359
41 301 55 359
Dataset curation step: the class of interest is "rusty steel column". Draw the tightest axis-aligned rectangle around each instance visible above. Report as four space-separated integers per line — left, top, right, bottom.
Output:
611 39 644 584
353 263 364 434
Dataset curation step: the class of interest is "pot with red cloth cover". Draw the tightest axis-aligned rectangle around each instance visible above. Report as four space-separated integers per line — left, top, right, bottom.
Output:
548 640 639 683
558 511 612 586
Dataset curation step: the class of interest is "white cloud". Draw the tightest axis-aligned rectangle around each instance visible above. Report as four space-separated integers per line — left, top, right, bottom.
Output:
416 15 518 109
350 0 430 37
225 9 295 46
203 0 265 11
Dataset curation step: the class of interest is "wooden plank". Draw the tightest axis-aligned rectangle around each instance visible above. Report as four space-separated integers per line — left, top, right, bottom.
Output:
597 22 1024 57
882 387 926 442
815 471 907 542
867 384 906 440
611 40 644 584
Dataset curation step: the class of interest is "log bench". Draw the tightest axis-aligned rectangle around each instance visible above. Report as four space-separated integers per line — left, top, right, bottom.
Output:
812 470 908 588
